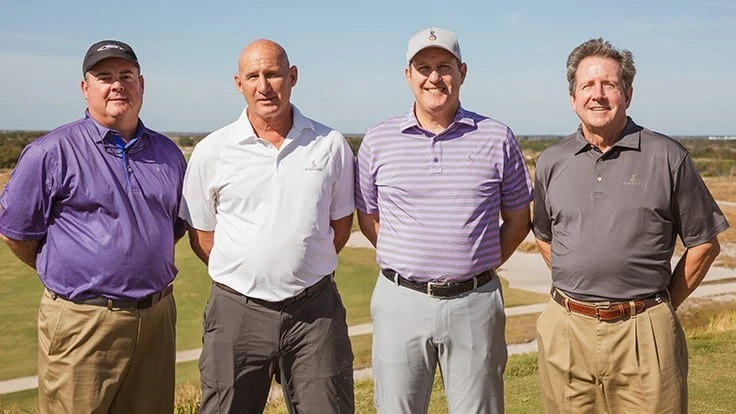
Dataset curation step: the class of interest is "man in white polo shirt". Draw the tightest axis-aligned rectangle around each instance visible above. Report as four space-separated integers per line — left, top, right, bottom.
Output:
180 39 355 413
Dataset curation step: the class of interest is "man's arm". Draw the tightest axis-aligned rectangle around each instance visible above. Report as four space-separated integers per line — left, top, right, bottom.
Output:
0 234 40 269
330 213 354 254
188 228 214 265
357 210 379 248
535 238 552 270
668 237 721 309
499 205 531 266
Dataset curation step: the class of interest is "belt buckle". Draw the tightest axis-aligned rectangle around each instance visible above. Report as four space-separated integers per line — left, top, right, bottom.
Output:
594 301 612 321
427 281 444 297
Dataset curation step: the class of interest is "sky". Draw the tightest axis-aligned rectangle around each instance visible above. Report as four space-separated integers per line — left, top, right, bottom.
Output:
1 0 735 136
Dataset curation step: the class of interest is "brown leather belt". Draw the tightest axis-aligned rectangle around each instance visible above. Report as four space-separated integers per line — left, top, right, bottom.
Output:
214 273 333 310
49 284 174 310
551 288 668 322
381 269 495 298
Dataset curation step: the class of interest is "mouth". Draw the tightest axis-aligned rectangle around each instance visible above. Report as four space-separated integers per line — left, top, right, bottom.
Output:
424 86 447 94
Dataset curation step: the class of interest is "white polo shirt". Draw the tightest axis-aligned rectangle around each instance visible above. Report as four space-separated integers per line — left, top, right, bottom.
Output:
180 106 355 301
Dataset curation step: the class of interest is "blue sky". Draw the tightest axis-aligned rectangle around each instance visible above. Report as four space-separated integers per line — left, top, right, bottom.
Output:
1 0 734 135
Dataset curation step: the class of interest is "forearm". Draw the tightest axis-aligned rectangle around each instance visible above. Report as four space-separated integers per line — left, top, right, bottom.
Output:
0 234 40 269
330 213 354 254
188 229 214 265
668 238 721 309
357 211 379 247
498 206 531 266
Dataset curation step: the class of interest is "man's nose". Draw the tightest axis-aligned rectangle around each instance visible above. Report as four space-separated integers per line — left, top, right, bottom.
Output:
427 69 441 82
257 76 271 93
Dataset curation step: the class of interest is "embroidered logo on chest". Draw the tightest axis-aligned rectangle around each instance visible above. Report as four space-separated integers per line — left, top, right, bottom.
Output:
622 173 645 188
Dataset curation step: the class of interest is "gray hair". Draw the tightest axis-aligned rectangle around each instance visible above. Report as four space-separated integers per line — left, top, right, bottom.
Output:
566 38 636 95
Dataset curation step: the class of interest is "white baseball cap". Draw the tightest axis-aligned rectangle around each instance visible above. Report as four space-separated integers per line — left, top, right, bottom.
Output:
406 27 462 64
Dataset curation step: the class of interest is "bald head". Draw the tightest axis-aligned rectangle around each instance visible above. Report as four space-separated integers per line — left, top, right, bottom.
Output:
234 38 297 131
238 39 290 73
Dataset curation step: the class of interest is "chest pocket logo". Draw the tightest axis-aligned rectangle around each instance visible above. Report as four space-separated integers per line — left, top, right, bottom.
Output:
305 159 326 172
622 173 645 188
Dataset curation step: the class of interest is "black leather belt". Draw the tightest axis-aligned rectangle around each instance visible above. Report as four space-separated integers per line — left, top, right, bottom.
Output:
214 273 334 310
49 284 174 310
381 269 495 298
551 288 668 322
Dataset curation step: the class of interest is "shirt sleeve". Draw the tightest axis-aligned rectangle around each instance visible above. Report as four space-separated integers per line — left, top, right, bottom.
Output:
179 140 218 231
354 133 378 214
672 153 730 247
330 135 356 220
0 142 59 240
532 157 553 242
500 127 534 212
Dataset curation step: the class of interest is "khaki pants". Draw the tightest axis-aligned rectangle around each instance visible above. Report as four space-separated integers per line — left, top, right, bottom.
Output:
536 297 687 414
37 288 176 414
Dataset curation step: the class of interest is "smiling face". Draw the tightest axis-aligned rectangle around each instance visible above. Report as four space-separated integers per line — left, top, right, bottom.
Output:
81 58 143 135
571 56 633 138
235 40 297 127
406 47 467 123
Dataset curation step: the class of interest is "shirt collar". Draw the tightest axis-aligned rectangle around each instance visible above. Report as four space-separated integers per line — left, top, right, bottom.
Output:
84 110 146 144
235 104 314 144
573 117 642 155
399 103 476 135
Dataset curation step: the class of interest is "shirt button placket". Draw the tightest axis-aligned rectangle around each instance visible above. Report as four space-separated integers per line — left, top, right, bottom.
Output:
595 158 604 185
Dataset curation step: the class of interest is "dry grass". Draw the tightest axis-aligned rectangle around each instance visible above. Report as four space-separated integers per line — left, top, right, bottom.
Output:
678 299 736 334
516 241 539 253
174 382 201 414
719 207 736 244
704 177 736 202
0 169 9 192
0 405 22 414
715 255 736 269
506 313 540 344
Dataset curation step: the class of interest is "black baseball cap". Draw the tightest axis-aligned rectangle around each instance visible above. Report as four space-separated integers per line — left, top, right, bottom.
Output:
82 40 139 74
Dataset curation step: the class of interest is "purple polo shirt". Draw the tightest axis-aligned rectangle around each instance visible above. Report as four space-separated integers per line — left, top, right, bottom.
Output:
355 105 533 282
0 112 186 300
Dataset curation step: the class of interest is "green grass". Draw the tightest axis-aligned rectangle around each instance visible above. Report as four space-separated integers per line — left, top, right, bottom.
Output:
0 245 42 380
7 238 735 413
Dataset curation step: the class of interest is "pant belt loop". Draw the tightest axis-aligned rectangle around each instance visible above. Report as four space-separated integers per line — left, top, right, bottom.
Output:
473 276 478 290
107 299 114 311
392 272 399 286
629 300 636 316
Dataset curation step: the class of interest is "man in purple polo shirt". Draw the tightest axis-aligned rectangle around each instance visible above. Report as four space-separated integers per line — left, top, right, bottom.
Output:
355 27 533 413
0 40 186 414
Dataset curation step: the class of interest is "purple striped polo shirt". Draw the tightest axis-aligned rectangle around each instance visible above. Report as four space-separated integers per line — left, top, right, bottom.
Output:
0 112 187 300
355 105 533 282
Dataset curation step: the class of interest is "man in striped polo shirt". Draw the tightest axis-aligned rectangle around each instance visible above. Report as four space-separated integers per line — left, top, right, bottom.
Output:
355 27 533 413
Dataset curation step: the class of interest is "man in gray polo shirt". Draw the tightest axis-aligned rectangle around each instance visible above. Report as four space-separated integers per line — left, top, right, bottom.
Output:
533 38 729 413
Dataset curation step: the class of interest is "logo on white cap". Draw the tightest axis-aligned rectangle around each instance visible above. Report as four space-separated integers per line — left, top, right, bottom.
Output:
428 31 437 41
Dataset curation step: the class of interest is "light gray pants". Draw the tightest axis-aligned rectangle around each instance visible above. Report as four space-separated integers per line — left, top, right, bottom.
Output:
370 272 507 414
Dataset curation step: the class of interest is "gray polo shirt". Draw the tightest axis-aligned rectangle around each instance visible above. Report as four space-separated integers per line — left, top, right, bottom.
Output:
533 118 729 301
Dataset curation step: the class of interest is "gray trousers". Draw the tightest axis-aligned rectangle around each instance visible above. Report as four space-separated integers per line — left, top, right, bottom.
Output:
371 273 507 414
198 276 354 413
